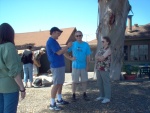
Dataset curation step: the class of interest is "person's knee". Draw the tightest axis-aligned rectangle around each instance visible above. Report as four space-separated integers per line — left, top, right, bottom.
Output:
52 84 61 88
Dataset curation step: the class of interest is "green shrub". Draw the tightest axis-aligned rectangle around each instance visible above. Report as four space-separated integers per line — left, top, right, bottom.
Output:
122 65 139 75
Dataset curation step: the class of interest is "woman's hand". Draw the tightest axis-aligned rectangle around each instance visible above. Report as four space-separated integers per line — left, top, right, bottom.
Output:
97 56 105 61
20 88 26 100
20 92 26 100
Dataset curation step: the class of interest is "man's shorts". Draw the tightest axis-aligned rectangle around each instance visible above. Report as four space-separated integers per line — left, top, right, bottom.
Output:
51 66 65 85
72 68 88 83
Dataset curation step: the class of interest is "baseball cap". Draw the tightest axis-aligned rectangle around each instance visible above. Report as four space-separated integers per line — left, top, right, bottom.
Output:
50 27 63 35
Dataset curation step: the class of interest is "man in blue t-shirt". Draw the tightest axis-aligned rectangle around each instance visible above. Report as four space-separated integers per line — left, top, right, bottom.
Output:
46 27 72 111
64 31 91 102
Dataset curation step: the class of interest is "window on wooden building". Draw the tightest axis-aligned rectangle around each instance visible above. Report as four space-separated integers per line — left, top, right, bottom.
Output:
130 45 148 61
124 45 128 61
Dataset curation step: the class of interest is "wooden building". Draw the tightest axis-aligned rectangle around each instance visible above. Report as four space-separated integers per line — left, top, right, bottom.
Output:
15 24 150 73
88 23 150 71
16 27 77 73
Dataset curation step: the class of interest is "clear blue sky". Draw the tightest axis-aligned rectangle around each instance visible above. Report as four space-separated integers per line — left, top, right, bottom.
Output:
0 0 149 41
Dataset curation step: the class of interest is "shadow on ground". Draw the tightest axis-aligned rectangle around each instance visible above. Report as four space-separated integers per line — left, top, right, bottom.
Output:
37 78 150 113
18 78 150 113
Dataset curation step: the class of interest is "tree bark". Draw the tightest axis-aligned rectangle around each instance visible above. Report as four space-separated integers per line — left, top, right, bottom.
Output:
97 0 131 80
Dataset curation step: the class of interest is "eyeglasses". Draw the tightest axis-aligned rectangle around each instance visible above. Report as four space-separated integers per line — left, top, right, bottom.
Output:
75 35 83 37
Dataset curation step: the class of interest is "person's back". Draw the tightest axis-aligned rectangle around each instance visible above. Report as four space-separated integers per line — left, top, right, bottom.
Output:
22 46 33 88
21 50 33 64
0 23 25 113
0 42 22 92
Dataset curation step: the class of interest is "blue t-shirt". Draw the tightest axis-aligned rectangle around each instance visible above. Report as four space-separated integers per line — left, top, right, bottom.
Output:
68 41 91 69
46 37 65 68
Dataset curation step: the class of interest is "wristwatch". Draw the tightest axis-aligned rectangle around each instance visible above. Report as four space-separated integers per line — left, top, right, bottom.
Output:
20 88 26 92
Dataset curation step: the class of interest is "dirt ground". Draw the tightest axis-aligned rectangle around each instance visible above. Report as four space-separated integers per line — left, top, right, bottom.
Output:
17 73 150 113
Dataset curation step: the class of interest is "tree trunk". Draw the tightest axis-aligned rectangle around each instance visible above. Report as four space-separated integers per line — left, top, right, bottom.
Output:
97 0 131 80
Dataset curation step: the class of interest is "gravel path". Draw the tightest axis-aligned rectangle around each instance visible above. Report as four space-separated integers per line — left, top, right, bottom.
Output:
17 73 150 113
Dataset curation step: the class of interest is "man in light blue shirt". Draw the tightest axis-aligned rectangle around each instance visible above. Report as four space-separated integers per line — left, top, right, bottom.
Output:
64 31 91 101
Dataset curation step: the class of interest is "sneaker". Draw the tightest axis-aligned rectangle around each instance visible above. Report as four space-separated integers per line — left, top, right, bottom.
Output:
24 85 28 88
56 99 69 105
83 93 90 101
101 98 110 104
28 85 34 88
49 103 61 111
94 97 104 101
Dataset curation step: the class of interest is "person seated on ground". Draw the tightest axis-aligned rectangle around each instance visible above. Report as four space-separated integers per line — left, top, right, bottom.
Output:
32 48 45 77
32 75 53 88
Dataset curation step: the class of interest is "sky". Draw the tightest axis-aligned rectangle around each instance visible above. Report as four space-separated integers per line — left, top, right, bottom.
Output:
0 0 150 41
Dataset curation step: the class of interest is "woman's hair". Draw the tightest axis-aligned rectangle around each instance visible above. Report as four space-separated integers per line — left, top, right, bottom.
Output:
103 36 111 45
0 23 15 44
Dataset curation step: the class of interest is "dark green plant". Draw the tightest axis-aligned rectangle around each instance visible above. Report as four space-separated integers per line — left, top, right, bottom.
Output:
122 65 139 75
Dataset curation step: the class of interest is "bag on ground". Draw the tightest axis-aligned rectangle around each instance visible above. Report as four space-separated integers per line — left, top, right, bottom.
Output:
33 78 42 87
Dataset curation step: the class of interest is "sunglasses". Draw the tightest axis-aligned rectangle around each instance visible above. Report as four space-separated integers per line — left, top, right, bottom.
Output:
75 35 83 37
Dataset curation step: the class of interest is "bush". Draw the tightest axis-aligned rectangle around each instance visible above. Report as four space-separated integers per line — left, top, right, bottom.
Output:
122 65 139 75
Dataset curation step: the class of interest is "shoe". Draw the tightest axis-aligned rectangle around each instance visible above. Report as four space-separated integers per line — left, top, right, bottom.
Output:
83 93 90 101
101 98 110 104
94 97 104 101
28 85 34 88
56 99 69 105
49 103 61 111
71 94 76 102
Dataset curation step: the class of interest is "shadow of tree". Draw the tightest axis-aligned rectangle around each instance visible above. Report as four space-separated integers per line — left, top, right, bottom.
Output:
39 80 150 113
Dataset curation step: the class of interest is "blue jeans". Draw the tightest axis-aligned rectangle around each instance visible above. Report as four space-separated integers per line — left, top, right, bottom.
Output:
0 92 19 113
23 63 33 83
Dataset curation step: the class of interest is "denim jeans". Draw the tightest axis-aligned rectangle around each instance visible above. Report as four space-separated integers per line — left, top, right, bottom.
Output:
0 92 19 113
23 63 33 83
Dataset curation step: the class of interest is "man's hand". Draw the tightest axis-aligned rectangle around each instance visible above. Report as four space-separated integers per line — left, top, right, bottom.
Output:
70 57 76 61
86 65 89 71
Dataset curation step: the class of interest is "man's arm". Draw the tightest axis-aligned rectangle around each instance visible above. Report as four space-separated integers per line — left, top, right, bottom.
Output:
33 59 41 67
64 52 75 61
56 42 72 55
86 55 90 71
